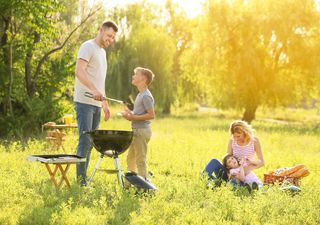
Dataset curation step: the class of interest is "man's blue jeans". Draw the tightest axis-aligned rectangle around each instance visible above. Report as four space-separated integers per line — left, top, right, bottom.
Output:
204 158 228 181
75 102 101 185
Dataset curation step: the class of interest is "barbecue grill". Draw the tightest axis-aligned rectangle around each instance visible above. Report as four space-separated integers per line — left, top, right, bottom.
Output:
85 129 156 191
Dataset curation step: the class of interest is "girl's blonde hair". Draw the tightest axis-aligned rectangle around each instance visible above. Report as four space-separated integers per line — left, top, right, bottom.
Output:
229 120 255 141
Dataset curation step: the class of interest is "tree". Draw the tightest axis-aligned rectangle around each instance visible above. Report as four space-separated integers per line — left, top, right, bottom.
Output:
180 0 320 122
164 0 195 110
0 0 103 138
106 2 176 113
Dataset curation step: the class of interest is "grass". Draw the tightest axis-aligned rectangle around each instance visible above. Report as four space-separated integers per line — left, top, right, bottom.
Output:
0 107 320 225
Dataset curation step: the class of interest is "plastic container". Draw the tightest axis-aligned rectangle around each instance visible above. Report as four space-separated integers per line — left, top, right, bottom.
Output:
63 114 73 125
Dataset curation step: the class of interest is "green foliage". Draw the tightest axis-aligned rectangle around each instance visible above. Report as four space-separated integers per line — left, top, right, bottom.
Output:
180 0 320 121
0 0 101 138
1 0 320 136
107 3 176 113
0 108 319 224
0 96 67 139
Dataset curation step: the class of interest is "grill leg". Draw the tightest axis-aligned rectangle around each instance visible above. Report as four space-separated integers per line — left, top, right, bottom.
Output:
114 155 124 188
87 154 104 186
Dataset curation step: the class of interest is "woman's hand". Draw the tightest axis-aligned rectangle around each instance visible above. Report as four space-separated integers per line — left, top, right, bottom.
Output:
239 158 246 166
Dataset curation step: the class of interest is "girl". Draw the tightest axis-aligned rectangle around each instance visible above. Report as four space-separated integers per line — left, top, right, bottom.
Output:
222 154 263 188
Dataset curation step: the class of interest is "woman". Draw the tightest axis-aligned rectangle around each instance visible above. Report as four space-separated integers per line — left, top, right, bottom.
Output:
203 120 264 185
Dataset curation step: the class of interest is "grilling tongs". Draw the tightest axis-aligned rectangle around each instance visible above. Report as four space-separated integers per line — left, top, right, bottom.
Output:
84 92 134 110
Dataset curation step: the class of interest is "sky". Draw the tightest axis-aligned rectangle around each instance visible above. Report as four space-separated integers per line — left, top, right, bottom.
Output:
91 0 204 18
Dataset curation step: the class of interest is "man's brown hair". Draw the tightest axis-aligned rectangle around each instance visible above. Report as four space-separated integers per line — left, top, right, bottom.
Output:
101 20 118 32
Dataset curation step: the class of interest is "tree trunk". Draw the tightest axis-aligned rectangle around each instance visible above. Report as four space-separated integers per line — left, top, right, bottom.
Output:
25 31 40 97
162 97 171 114
1 15 12 115
242 103 258 124
7 40 13 114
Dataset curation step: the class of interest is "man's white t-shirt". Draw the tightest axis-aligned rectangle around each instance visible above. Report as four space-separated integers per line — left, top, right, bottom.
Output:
73 39 107 107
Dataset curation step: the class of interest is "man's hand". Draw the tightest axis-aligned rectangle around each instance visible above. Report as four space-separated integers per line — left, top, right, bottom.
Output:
92 89 105 101
102 101 110 121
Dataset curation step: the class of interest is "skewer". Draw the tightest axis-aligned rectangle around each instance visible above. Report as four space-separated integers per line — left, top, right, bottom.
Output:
84 92 124 104
84 92 134 110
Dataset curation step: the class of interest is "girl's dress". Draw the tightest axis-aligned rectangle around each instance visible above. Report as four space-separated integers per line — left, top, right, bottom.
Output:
229 167 263 187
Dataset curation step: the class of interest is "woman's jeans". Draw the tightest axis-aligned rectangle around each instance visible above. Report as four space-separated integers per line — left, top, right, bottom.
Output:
75 102 101 185
204 158 228 181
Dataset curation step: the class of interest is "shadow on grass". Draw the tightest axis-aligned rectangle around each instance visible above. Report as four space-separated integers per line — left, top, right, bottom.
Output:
156 112 320 135
18 202 56 225
18 184 71 225
206 120 320 135
251 122 320 135
106 189 142 225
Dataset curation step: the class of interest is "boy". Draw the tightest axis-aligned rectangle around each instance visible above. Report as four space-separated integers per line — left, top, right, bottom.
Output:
122 67 155 180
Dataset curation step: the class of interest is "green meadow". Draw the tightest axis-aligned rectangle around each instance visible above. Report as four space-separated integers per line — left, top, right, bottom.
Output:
1 107 320 225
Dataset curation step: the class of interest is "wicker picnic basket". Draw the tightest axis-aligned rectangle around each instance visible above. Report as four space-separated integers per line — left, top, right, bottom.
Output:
263 173 300 186
263 164 310 187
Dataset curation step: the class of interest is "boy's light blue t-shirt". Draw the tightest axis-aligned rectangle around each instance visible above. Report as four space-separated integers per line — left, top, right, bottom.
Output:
132 89 154 129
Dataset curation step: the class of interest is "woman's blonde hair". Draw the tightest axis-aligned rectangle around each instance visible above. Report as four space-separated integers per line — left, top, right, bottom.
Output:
229 120 255 141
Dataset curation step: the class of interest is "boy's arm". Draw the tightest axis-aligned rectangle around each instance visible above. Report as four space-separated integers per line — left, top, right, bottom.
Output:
123 108 155 121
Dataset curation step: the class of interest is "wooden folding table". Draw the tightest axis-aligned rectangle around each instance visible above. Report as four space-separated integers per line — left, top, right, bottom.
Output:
27 154 86 189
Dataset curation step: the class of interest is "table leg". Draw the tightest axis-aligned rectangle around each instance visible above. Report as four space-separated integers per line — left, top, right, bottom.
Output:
45 164 59 188
45 163 71 189
57 164 71 188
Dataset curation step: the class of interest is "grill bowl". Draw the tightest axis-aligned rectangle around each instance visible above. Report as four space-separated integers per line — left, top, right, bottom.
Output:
85 130 133 155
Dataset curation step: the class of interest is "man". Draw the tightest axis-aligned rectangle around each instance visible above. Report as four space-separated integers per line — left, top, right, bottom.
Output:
74 20 118 186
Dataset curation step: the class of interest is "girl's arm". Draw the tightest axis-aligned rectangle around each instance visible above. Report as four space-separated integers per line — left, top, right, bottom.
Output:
237 166 245 182
230 167 245 182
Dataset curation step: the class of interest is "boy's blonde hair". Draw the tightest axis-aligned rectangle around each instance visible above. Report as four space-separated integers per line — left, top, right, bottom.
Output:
134 67 155 86
229 120 254 141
